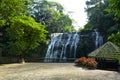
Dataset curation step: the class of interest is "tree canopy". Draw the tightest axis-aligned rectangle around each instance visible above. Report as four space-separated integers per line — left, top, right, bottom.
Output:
107 0 120 20
84 0 120 34
29 0 73 33
0 0 29 22
6 15 47 55
0 0 75 60
84 0 120 50
108 32 120 47
106 0 120 47
0 0 47 59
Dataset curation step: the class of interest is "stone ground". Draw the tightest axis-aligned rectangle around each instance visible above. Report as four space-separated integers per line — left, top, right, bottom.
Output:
0 63 120 80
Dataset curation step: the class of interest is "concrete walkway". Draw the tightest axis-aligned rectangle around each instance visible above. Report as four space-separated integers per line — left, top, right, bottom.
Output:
0 63 119 80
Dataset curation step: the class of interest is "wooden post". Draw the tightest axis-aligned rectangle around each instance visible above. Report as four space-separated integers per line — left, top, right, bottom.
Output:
0 48 2 57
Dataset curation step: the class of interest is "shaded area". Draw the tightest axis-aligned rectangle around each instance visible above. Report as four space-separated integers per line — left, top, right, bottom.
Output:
97 58 119 71
88 41 120 71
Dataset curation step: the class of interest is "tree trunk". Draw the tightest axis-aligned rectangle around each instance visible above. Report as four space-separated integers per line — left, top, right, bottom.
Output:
0 48 2 57
21 58 25 64
19 55 25 64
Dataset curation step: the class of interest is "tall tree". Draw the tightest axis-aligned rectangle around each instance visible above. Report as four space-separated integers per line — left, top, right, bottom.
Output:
0 0 29 22
85 0 116 34
107 0 120 49
107 0 120 20
108 31 120 47
0 0 30 53
6 16 47 63
106 0 120 33
29 0 73 33
0 0 30 41
0 0 47 61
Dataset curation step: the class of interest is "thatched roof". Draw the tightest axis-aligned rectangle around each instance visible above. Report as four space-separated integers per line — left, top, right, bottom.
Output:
88 41 120 59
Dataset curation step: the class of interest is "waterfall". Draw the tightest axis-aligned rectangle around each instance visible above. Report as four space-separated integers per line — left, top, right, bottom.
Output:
70 32 80 58
94 29 103 49
44 33 63 62
44 30 104 62
44 32 80 62
60 33 72 62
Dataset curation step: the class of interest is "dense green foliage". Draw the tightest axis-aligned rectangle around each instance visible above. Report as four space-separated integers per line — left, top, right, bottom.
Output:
108 32 120 47
0 0 74 60
0 0 29 22
84 0 120 53
107 0 120 20
0 0 47 59
106 0 120 49
6 16 47 55
106 0 120 48
0 20 6 27
1 0 120 62
29 0 73 33
84 0 118 34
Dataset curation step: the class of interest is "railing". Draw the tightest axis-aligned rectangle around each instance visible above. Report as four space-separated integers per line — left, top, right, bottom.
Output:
44 58 76 63
0 57 76 64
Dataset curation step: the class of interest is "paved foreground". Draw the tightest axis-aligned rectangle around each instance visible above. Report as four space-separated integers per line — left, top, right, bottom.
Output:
0 63 120 80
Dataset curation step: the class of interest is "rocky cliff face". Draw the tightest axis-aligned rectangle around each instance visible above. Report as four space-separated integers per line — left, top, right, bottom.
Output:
45 29 104 62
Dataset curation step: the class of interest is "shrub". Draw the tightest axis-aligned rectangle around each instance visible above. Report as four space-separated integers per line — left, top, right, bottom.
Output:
74 57 98 69
74 57 87 66
86 58 98 69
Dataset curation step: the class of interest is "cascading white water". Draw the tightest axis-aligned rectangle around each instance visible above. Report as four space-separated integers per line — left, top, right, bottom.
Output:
44 32 80 62
70 32 80 58
44 33 63 62
94 29 103 49
60 33 72 62
94 29 99 49
45 30 103 62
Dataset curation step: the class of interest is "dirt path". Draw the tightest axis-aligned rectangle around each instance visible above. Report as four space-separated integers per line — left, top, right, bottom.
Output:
0 63 119 80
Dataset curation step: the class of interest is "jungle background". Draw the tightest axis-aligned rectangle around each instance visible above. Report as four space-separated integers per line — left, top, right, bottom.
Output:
0 0 120 63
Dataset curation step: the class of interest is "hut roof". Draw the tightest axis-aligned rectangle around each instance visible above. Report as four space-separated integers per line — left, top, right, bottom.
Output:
88 41 120 59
